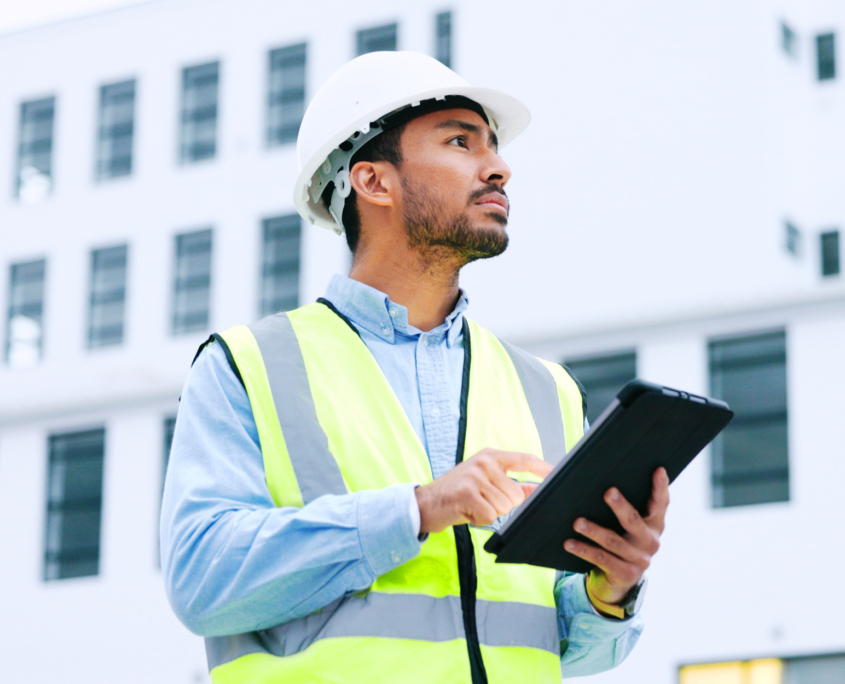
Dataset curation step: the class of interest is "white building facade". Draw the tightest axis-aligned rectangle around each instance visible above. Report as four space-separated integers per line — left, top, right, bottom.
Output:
0 1 843 682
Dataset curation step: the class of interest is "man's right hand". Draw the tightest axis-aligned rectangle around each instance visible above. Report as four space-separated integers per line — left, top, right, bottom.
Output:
414 448 553 534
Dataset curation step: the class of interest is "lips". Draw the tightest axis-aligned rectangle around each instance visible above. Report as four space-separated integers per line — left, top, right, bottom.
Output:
475 193 509 213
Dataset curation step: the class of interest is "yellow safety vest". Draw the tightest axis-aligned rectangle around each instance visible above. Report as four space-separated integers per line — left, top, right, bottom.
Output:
203 301 585 684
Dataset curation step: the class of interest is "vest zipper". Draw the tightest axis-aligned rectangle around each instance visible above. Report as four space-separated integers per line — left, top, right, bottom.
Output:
455 321 488 684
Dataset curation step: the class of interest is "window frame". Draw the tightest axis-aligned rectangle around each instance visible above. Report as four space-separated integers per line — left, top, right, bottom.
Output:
267 43 307 147
87 244 128 349
259 214 301 318
16 96 56 202
96 79 136 181
708 330 789 508
356 23 398 55
179 61 220 164
6 258 47 366
172 228 213 335
43 427 106 581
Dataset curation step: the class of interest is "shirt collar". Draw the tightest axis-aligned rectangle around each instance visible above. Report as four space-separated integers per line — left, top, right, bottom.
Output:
323 274 469 347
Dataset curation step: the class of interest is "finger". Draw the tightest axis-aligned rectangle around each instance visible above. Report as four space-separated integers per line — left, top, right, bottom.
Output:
462 493 499 527
477 479 517 517
604 488 650 540
491 450 553 479
486 466 531 508
520 482 539 499
646 467 670 533
564 539 636 584
573 517 647 565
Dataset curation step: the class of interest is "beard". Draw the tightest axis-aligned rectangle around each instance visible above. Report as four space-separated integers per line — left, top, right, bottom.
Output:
401 177 509 267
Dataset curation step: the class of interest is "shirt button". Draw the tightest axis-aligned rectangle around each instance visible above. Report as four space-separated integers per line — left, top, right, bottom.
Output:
391 551 401 563
431 405 441 418
420 337 428 347
381 326 390 335
389 308 398 318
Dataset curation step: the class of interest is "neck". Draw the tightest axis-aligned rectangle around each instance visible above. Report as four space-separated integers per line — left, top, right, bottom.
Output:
349 239 463 332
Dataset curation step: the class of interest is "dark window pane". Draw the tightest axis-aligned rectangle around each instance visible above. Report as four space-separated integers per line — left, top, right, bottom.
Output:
785 220 800 256
436 12 452 67
261 215 301 316
17 97 55 202
821 230 840 277
781 22 796 57
97 80 135 180
6 259 46 367
88 245 128 348
709 331 789 507
563 351 636 426
786 653 845 684
180 62 219 163
172 229 212 334
163 416 177 481
268 43 306 146
817 33 836 80
356 23 397 55
44 429 105 581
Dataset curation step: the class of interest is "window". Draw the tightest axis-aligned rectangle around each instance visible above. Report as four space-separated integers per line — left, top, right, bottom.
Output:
260 215 301 316
784 220 800 256
436 12 452 67
817 33 836 80
356 23 397 55
709 331 788 508
563 351 636 426
163 416 177 489
96 80 135 180
172 229 212 334
180 62 219 163
16 97 55 203
781 22 796 57
821 230 840 277
44 428 105 580
6 259 46 368
268 44 306 146
680 653 845 684
88 245 128 348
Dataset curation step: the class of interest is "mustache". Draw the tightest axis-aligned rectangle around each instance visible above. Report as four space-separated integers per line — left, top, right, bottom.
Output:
468 184 508 205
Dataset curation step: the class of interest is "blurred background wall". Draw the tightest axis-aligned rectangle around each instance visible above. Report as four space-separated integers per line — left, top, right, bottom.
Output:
0 0 843 682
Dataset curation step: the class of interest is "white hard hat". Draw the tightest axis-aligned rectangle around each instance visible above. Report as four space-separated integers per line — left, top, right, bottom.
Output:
293 51 531 234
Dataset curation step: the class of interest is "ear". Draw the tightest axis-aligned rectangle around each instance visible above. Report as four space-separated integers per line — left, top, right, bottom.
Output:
349 161 397 209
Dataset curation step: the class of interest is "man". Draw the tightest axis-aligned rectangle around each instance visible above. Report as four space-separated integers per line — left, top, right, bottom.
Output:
161 51 668 683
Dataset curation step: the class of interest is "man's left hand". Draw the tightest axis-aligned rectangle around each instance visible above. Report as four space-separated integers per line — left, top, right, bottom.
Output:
564 467 670 606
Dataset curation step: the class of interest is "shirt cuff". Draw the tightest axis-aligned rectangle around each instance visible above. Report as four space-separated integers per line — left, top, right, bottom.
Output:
356 483 423 579
559 573 642 635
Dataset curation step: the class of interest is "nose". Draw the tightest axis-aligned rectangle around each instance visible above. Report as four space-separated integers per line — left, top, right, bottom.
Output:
481 148 511 188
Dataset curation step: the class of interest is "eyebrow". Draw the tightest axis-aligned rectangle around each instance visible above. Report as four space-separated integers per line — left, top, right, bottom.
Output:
434 119 499 150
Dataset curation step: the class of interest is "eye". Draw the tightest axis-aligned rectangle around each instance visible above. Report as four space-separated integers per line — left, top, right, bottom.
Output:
448 135 468 149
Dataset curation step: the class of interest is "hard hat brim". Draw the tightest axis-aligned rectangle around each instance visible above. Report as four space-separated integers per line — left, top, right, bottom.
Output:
293 85 531 233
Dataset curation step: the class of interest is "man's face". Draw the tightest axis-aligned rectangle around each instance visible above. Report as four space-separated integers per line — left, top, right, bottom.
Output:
396 108 512 265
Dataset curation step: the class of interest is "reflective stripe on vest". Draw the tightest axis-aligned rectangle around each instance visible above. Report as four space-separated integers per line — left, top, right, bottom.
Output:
210 303 585 684
206 593 558 666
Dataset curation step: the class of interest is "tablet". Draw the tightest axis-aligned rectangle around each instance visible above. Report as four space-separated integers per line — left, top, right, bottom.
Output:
483 379 733 573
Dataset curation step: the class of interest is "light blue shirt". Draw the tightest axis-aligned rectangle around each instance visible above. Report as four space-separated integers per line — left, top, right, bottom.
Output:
160 275 643 678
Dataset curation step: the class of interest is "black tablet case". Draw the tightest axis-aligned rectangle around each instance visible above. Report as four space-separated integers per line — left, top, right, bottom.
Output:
483 380 733 573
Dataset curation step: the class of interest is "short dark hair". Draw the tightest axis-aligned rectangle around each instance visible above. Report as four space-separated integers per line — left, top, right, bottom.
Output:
320 122 407 253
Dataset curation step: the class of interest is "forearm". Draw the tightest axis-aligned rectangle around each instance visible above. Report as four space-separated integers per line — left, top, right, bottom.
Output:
162 483 421 637
556 573 644 677
160 341 422 636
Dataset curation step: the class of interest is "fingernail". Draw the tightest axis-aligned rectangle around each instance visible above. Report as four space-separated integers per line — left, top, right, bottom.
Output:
609 489 620 501
575 519 587 532
565 540 576 551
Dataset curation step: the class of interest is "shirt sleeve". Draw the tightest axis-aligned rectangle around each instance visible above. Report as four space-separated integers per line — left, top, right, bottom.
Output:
160 341 423 637
556 573 644 677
